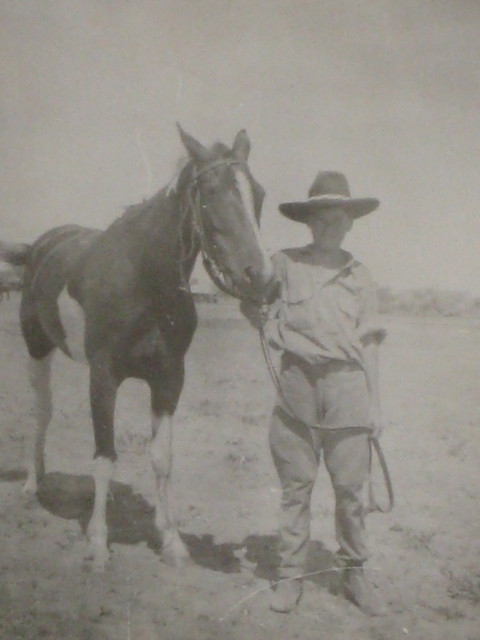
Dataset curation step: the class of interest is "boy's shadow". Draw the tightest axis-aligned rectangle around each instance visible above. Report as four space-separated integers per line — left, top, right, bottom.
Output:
21 470 338 590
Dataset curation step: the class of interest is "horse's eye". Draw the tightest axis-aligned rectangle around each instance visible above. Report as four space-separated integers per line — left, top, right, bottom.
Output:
201 182 219 198
206 185 218 196
209 221 222 233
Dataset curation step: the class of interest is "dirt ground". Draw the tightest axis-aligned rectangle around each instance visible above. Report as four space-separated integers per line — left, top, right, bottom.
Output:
0 295 479 640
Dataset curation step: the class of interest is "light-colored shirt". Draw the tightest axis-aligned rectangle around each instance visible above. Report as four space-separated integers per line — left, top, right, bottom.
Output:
265 245 381 367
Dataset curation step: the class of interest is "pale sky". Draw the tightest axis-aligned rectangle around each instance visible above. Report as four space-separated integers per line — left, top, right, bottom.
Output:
1 0 479 294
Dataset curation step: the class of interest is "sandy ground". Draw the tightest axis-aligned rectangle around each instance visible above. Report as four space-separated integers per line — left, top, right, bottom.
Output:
0 295 479 640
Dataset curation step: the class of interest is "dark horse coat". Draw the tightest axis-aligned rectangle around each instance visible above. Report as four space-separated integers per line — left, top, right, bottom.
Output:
0 126 274 569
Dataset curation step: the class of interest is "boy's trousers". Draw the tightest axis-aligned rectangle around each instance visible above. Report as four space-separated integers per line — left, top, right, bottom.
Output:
269 355 371 578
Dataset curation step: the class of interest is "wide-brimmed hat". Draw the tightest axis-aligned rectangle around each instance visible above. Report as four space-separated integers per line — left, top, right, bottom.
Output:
279 171 380 222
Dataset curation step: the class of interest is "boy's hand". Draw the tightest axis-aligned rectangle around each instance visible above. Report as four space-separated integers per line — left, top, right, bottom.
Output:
359 326 387 346
239 299 269 329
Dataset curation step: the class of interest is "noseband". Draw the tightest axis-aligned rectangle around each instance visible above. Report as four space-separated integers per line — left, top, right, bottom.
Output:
181 158 258 301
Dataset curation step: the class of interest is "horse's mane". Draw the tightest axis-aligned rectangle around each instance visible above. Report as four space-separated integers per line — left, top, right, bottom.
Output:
118 142 235 223
117 155 192 224
166 155 191 195
209 142 231 158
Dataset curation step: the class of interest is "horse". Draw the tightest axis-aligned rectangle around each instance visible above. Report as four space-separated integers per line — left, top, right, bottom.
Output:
0 124 275 570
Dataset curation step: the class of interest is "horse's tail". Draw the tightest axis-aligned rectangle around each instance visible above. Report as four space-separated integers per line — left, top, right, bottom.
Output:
0 240 31 267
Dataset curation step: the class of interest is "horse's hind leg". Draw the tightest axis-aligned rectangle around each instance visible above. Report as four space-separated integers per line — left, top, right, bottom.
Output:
20 308 55 495
23 353 55 495
150 380 190 566
85 359 118 571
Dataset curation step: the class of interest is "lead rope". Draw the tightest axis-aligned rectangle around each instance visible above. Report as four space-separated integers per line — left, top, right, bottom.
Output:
259 326 394 514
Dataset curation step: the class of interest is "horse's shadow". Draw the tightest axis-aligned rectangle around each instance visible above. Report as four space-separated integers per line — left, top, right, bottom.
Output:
6 470 339 590
0 469 27 482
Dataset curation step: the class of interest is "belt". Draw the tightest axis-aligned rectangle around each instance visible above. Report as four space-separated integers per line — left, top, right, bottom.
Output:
281 351 361 375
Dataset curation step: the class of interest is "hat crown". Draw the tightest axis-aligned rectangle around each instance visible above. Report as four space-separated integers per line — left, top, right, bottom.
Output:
308 171 351 199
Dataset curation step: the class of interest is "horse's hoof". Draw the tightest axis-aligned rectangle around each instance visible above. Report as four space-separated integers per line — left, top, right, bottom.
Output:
92 558 108 573
160 531 191 568
22 478 39 497
84 544 110 571
162 549 193 569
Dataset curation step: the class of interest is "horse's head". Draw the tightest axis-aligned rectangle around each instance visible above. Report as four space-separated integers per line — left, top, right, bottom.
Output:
177 124 275 302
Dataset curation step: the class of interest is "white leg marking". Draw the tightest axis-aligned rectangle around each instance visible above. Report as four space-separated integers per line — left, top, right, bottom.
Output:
57 287 87 362
85 457 115 571
23 354 53 495
234 169 272 274
150 413 190 565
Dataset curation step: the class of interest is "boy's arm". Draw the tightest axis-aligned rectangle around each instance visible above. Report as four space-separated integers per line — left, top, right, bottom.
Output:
357 268 385 438
362 340 383 438
239 253 284 349
262 294 284 350
357 266 387 347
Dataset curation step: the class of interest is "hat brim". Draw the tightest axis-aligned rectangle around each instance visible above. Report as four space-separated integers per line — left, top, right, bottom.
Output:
279 196 380 222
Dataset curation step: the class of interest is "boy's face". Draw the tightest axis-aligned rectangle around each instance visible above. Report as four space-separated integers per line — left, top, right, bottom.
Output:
306 206 353 251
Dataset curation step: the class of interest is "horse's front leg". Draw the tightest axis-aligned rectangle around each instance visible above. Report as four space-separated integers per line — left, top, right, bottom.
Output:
150 383 190 567
85 359 119 571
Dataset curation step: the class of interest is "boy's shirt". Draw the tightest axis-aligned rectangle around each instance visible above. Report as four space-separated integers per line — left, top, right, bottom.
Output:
265 245 382 366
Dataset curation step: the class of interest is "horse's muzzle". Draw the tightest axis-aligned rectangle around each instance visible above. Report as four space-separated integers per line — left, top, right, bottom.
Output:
242 267 278 303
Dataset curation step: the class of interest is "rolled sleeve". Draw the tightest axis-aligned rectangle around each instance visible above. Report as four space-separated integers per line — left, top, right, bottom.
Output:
357 267 386 345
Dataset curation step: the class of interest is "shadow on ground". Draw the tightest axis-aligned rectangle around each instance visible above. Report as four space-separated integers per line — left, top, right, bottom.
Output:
0 468 27 482
4 470 339 591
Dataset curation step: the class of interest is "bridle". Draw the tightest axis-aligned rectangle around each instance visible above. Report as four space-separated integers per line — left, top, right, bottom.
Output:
181 158 266 302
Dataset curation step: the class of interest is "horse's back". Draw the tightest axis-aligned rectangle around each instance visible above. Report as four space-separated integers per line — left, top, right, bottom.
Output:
25 225 101 296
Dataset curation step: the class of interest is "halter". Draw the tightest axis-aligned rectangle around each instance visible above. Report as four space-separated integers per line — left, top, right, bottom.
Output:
181 158 260 301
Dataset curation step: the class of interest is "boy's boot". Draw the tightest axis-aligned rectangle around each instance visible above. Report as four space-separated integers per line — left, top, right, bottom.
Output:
270 578 303 613
342 561 387 617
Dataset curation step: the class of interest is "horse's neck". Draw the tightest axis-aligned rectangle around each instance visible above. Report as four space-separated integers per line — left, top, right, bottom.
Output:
129 180 200 288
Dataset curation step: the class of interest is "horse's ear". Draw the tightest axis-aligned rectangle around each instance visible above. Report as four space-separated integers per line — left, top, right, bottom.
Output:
176 123 211 163
232 129 250 162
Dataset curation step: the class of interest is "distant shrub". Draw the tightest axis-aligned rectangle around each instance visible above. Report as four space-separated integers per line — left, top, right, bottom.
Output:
0 266 23 298
192 292 218 304
378 286 480 318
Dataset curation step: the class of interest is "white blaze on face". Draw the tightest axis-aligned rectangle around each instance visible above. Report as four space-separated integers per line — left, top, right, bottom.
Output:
233 169 272 274
57 287 88 362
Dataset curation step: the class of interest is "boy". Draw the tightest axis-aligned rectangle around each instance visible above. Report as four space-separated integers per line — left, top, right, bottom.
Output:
242 171 386 615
